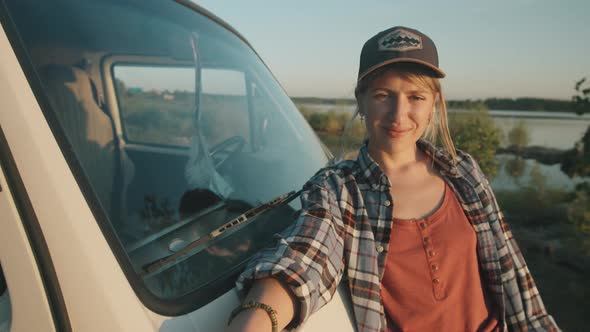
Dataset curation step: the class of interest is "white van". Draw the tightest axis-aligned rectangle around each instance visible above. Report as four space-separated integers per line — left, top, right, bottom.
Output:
0 0 355 331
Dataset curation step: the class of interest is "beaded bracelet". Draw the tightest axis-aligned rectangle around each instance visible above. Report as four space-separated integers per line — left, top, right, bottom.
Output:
227 301 279 332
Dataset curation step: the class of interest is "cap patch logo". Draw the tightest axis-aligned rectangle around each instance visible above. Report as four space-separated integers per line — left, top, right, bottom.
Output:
378 28 422 52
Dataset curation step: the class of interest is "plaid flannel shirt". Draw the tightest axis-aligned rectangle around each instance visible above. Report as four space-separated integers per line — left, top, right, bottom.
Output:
236 139 559 332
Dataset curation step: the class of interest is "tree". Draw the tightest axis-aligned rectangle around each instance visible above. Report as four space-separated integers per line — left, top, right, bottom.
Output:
449 109 502 177
507 120 530 151
562 78 590 254
561 77 590 177
573 78 590 116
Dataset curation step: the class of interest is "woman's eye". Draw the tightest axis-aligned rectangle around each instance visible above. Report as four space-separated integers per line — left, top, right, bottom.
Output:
409 95 425 101
373 93 388 100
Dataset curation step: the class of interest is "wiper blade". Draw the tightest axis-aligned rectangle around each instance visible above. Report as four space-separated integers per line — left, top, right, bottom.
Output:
141 190 301 277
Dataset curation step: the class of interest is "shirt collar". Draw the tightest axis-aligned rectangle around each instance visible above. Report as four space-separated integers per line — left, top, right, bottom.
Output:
416 139 459 178
356 139 459 187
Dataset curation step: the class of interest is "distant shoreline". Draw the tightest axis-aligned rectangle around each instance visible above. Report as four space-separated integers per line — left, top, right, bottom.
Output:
295 102 590 121
291 96 579 115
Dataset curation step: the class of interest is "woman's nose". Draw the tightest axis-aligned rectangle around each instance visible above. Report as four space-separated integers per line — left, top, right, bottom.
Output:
387 96 408 122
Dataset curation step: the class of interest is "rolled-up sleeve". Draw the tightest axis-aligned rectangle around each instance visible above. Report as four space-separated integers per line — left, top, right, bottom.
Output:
235 175 346 328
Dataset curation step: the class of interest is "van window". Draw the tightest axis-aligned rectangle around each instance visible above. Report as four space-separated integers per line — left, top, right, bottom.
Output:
0 264 11 332
114 65 195 147
4 0 328 310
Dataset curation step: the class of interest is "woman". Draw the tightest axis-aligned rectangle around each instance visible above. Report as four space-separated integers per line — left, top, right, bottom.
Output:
226 26 559 332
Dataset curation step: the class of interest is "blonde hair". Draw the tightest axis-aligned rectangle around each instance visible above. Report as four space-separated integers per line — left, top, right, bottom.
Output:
350 62 457 163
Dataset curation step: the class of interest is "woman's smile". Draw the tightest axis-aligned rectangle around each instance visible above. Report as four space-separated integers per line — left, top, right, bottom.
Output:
384 126 413 138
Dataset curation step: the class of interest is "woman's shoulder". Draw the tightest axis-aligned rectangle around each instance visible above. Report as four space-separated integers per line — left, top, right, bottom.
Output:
305 159 360 189
453 148 490 186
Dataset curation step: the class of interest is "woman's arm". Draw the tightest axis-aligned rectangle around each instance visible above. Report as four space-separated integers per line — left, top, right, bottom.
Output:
231 175 347 330
226 277 297 332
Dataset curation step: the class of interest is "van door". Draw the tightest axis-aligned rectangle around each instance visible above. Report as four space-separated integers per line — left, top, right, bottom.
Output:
0 132 63 332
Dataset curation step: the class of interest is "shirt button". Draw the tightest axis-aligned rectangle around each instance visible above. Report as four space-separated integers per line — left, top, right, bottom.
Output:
431 263 439 272
432 278 441 285
423 236 430 244
384 200 391 207
419 222 426 230
376 245 384 253
428 250 436 257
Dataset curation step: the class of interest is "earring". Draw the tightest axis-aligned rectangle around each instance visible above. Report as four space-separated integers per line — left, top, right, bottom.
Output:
359 114 365 122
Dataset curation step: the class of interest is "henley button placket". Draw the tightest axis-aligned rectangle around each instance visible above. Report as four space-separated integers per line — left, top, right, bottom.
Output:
416 218 445 300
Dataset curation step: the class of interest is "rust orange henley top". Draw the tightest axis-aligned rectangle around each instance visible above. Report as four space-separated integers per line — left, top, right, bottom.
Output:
381 183 499 332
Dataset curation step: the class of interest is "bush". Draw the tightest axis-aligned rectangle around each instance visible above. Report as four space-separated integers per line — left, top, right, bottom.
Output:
561 125 590 177
505 156 526 179
572 78 590 116
507 120 530 150
299 103 502 173
448 109 502 177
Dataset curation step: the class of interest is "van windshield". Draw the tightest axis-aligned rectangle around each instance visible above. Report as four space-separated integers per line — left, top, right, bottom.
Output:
4 0 328 305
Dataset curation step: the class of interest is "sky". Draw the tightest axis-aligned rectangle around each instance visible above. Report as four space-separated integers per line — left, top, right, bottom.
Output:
195 0 590 100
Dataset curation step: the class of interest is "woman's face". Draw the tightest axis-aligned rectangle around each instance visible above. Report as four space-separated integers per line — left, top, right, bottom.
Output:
360 69 436 155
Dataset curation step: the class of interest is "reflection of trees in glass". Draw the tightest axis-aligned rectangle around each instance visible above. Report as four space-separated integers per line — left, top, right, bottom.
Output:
505 156 526 180
507 120 530 151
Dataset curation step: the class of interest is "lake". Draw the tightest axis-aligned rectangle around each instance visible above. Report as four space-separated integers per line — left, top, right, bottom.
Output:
299 103 590 191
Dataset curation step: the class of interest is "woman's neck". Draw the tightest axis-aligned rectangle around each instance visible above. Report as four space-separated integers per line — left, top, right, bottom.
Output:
367 143 427 174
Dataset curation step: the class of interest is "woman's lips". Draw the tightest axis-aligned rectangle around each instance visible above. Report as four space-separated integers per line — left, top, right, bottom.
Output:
385 127 411 138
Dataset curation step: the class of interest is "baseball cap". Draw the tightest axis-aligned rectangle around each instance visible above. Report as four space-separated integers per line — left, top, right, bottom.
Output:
357 26 445 81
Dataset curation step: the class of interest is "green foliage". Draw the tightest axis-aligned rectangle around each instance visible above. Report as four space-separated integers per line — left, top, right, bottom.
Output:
448 109 502 177
300 109 350 134
561 78 590 177
561 78 590 254
496 187 569 226
496 161 568 227
567 183 590 254
505 156 526 179
291 97 355 106
568 185 590 233
297 106 365 157
447 97 573 112
117 86 251 147
507 120 530 150
561 145 590 179
294 96 574 113
446 99 488 111
572 77 590 116
119 89 195 146
300 104 502 172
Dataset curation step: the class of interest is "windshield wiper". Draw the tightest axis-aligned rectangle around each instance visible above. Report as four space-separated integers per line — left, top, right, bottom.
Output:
141 189 301 277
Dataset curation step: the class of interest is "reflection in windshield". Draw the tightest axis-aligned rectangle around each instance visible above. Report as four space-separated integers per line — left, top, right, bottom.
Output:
7 0 328 301
142 190 300 276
